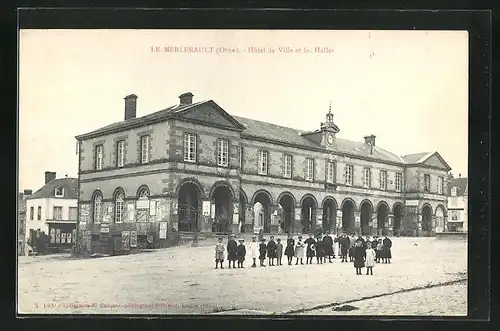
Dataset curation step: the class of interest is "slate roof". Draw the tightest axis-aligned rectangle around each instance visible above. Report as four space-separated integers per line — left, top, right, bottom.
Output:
77 98 443 166
448 177 468 196
26 178 78 200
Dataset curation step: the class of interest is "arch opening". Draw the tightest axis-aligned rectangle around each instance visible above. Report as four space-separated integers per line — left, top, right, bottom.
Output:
422 204 433 236
301 196 317 234
377 203 389 236
278 194 295 235
178 183 201 232
360 201 373 236
393 204 404 237
212 185 233 233
254 191 272 233
322 198 337 233
342 200 355 235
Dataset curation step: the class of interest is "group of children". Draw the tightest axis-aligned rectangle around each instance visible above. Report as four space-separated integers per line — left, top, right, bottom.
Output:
214 231 393 275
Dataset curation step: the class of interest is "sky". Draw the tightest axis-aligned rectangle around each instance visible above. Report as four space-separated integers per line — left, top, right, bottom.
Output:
19 29 468 191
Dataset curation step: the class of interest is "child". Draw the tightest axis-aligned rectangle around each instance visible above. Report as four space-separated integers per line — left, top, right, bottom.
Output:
305 233 316 265
214 237 225 269
365 241 376 275
276 238 283 266
284 235 295 265
259 238 267 267
295 235 305 265
227 234 238 269
348 233 356 262
267 236 277 266
376 239 384 263
236 238 246 268
353 240 365 275
316 235 324 264
248 235 259 268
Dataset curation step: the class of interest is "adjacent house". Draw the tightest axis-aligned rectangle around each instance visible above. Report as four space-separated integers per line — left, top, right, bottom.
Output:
25 172 78 252
447 175 468 232
18 189 32 256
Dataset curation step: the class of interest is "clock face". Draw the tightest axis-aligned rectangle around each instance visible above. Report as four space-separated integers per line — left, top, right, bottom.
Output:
327 135 334 145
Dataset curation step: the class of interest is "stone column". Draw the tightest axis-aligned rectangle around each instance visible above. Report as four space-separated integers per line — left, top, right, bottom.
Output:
231 201 240 235
354 211 361 236
294 206 302 235
336 210 342 236
386 213 394 236
244 203 254 234
416 214 422 237
316 207 323 233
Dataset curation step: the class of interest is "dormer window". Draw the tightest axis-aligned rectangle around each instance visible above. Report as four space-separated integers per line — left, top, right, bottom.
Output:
451 187 458 197
55 187 64 197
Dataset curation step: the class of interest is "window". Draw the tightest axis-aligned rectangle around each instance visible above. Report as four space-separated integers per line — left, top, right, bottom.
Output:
306 158 315 181
380 170 387 190
53 206 62 220
50 228 55 243
344 165 353 186
55 228 61 243
283 154 292 178
37 206 41 220
451 187 458 197
451 210 459 221
54 187 64 197
239 146 244 169
30 207 34 220
115 190 125 223
217 139 229 167
67 232 72 243
437 176 444 195
184 133 196 162
93 192 102 223
95 145 103 170
61 233 67 244
140 136 150 164
424 174 431 192
363 168 371 188
395 173 402 192
258 151 269 175
117 140 125 167
326 161 335 183
69 207 78 221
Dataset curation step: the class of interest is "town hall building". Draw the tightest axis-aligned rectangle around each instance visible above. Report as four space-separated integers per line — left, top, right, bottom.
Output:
75 92 450 254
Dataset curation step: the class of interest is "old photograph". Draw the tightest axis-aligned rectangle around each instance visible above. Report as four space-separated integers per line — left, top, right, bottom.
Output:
18 29 468 316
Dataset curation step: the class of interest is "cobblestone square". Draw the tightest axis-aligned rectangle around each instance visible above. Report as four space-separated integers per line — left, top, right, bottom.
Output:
17 236 467 315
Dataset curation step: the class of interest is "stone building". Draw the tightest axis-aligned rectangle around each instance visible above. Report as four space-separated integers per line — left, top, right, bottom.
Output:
18 189 32 256
447 175 468 232
75 92 450 253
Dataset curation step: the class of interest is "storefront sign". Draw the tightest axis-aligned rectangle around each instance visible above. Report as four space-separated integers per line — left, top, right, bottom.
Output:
137 199 149 209
405 200 418 206
159 230 167 239
100 226 110 233
79 221 87 230
149 200 157 216
80 205 90 216
232 213 239 225
233 203 239 214
160 221 167 230
203 201 211 216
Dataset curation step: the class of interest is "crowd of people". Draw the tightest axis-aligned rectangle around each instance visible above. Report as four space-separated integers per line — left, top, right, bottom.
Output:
214 231 393 275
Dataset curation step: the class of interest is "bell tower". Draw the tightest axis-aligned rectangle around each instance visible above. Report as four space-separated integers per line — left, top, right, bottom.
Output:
320 101 340 149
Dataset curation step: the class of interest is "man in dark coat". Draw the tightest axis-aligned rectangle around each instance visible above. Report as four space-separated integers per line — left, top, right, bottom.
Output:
315 234 324 264
339 233 350 262
284 235 295 265
383 235 393 263
259 238 267 267
323 231 334 263
227 234 238 269
267 236 278 266
305 234 316 265
353 239 366 275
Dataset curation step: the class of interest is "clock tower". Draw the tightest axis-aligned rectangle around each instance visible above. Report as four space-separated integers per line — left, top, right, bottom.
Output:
320 102 340 150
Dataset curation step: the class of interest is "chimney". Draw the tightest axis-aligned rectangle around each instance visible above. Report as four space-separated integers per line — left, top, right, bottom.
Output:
459 173 461 178
45 171 56 184
23 189 32 196
364 134 376 146
124 94 138 120
179 92 194 105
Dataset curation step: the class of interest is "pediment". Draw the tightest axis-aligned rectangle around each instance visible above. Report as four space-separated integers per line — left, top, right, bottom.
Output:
176 100 245 131
422 152 452 171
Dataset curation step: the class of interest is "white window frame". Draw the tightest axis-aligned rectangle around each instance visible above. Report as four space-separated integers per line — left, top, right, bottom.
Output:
115 192 124 223
239 146 244 169
217 139 229 167
141 135 150 164
344 165 353 186
283 154 292 178
30 206 34 220
54 187 64 197
437 176 444 195
380 170 387 190
424 174 431 192
258 151 268 175
363 168 371 188
93 193 102 223
117 140 125 167
326 161 335 183
37 206 41 220
395 173 402 192
451 210 459 221
306 158 314 181
184 133 196 163
95 145 103 170
53 206 63 220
